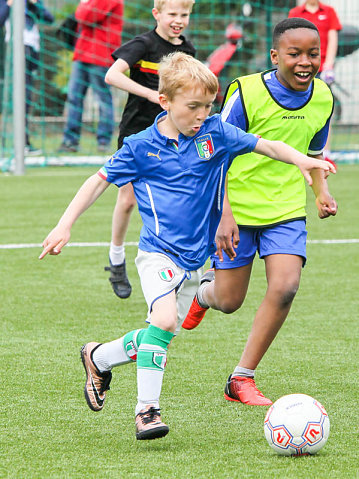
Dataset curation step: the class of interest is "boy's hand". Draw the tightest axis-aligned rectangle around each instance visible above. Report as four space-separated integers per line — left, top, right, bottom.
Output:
215 211 239 262
315 193 338 219
297 157 336 186
39 226 71 259
320 68 335 86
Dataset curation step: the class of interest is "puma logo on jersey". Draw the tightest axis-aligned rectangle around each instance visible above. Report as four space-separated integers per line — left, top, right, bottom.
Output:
147 149 161 161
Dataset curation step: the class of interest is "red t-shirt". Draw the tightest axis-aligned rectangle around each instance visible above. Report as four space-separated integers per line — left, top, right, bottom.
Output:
74 0 124 68
288 2 342 71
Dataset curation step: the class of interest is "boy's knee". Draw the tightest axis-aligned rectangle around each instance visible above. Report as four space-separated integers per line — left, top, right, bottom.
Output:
151 312 178 333
118 195 136 212
278 284 299 308
216 296 245 314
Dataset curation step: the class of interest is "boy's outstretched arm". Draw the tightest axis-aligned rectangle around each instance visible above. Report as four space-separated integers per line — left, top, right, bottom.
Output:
254 139 336 185
309 154 338 219
105 58 160 104
39 174 110 259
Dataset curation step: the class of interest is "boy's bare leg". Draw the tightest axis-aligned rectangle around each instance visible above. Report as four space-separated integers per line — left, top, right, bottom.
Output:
237 254 302 370
112 183 137 246
201 255 302 405
203 264 253 313
182 263 252 329
106 183 136 298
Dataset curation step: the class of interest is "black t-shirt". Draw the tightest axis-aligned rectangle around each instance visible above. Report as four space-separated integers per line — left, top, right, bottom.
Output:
112 29 196 147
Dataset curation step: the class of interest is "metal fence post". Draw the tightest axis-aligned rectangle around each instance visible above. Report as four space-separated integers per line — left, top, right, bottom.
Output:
13 0 25 175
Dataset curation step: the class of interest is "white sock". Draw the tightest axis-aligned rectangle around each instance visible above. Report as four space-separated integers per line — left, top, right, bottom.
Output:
136 367 163 415
233 366 255 378
197 281 210 308
109 242 125 266
92 337 132 372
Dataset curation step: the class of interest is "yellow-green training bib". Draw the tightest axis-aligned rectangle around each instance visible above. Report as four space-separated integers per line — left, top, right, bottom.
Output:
223 71 333 226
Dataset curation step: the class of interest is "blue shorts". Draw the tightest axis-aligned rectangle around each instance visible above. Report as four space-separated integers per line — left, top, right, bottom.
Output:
211 219 307 269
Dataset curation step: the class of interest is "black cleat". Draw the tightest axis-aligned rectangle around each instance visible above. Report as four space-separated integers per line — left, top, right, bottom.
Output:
104 260 132 299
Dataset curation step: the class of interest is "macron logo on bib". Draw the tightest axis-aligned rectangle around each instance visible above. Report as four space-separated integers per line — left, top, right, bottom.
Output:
282 115 305 120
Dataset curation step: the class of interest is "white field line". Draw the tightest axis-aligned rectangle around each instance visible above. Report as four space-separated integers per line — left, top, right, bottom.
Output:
0 239 359 250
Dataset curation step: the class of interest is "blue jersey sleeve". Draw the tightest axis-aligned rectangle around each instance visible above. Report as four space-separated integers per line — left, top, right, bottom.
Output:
220 89 247 131
307 117 331 155
219 118 258 157
98 143 139 187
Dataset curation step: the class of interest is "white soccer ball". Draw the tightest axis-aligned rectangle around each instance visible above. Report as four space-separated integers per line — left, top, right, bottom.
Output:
264 393 330 456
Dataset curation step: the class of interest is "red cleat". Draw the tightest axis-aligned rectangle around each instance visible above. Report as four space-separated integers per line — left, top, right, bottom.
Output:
224 375 273 406
182 269 214 330
182 295 209 330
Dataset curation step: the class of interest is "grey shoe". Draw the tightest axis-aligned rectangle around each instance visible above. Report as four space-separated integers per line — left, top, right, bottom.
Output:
58 141 78 153
98 143 112 153
104 259 132 299
24 144 42 156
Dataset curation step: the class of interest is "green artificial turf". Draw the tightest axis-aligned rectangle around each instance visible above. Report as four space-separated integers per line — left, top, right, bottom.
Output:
1 166 358 478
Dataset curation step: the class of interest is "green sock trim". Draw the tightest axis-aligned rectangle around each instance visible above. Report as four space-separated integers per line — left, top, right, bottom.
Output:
136 326 174 370
143 324 174 348
123 329 146 361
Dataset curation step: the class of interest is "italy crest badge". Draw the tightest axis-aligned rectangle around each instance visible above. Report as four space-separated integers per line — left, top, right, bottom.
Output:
195 134 214 160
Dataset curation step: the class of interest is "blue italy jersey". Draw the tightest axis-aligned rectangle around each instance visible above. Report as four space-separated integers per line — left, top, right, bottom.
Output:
99 112 258 270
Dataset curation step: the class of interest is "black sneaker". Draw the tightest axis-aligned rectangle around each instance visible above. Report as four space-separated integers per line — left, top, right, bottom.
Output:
104 260 132 299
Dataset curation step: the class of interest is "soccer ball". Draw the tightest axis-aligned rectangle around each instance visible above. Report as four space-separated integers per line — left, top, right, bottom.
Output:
264 394 330 456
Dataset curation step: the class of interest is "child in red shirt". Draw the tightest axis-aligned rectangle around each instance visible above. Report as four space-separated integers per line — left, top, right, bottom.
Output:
289 1 342 82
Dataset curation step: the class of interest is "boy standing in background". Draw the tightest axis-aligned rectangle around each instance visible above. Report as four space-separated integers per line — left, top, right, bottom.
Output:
104 0 196 299
289 0 342 83
58 0 124 154
289 0 342 159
